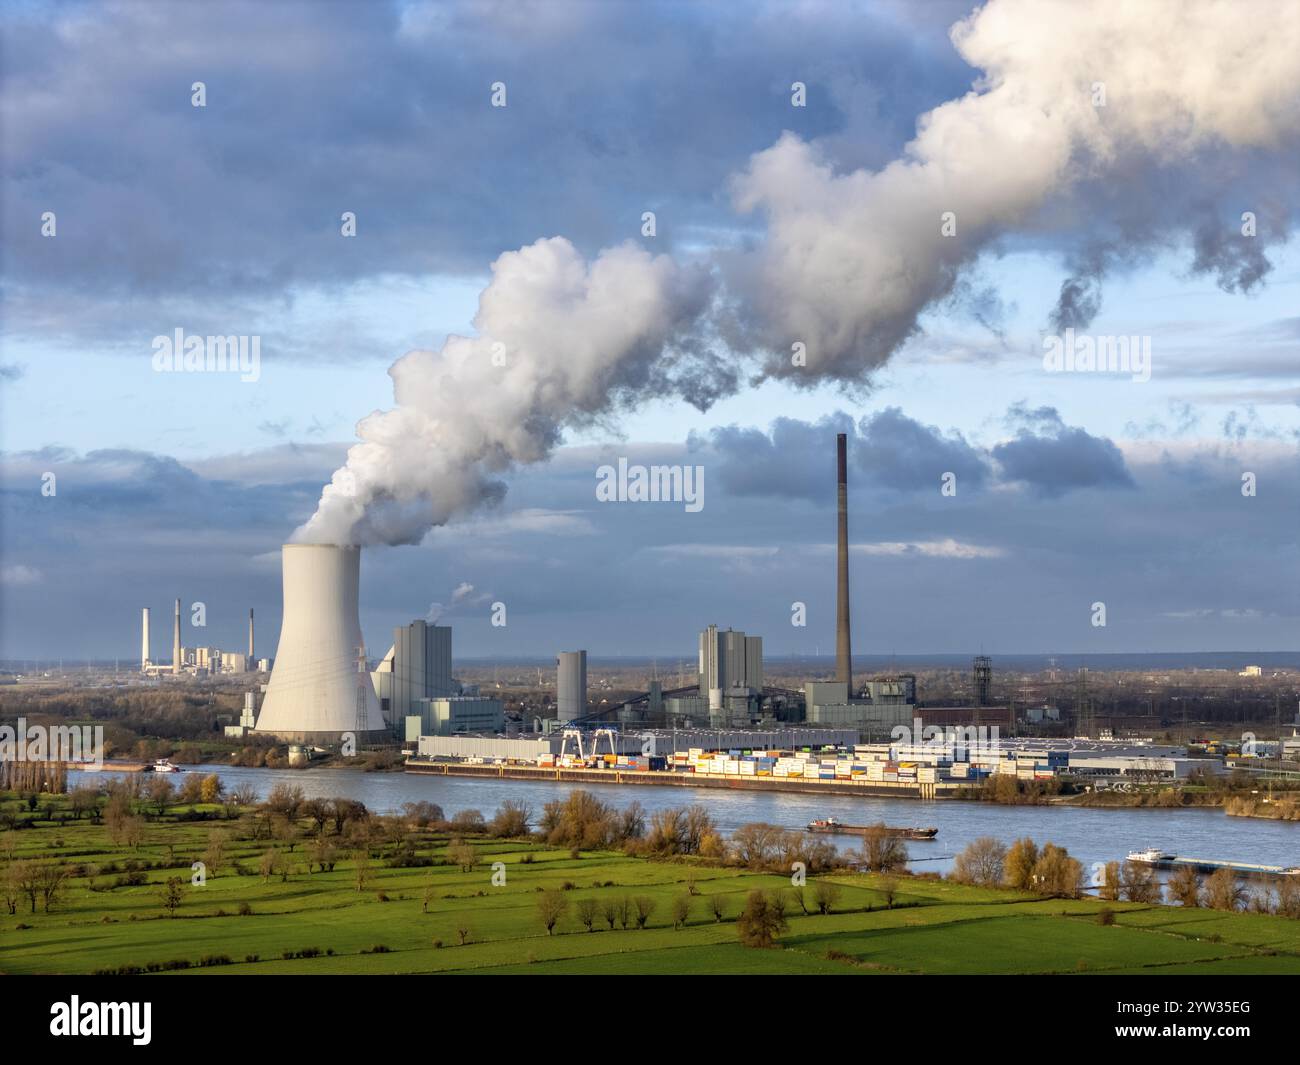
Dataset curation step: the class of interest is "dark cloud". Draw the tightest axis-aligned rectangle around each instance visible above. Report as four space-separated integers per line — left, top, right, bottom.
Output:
3 432 1296 659
855 407 991 493
692 408 990 500
0 0 966 344
992 406 1135 496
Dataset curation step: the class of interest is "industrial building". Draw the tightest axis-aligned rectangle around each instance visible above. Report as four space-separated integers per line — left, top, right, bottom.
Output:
139 598 262 677
254 544 388 742
403 695 504 741
557 650 587 722
697 625 763 724
373 620 454 729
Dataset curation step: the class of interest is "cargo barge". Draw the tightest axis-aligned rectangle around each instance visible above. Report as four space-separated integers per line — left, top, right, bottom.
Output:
807 818 938 839
1126 848 1300 879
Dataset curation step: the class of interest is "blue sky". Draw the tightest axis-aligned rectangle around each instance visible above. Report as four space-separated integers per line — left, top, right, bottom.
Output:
2 0 1297 661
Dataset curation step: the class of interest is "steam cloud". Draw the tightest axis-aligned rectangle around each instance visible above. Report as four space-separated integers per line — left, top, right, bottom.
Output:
296 0 1300 547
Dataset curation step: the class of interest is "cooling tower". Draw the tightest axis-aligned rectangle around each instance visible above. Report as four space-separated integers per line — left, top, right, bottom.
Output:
253 544 387 743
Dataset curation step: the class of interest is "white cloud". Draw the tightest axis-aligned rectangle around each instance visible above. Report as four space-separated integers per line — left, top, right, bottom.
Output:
0 564 43 585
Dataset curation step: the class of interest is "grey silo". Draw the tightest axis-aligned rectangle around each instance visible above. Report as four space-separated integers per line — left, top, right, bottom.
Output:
557 650 587 722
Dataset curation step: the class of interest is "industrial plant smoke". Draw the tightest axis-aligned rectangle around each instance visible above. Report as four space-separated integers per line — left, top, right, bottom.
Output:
296 0 1300 548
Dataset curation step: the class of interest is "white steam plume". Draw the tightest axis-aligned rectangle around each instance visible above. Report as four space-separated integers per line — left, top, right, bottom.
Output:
296 237 711 545
729 0 1300 379
298 0 1300 547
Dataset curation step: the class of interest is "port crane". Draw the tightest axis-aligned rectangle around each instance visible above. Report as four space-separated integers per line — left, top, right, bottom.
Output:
557 726 620 761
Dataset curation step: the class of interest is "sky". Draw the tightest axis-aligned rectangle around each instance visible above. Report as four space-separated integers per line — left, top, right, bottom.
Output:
1 0 1298 662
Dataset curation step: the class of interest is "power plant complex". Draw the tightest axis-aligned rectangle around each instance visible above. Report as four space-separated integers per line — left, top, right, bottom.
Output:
148 434 991 760
231 432 924 749
139 598 265 677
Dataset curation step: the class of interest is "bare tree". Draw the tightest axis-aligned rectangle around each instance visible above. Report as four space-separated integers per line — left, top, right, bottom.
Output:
812 878 841 915
952 836 1008 887
1275 876 1300 918
671 893 691 929
731 822 783 868
1204 868 1246 912
1120 861 1161 903
2 862 22 915
600 897 619 930
159 876 184 918
353 850 372 892
537 890 568 935
488 799 532 838
708 894 727 923
878 874 899 910
1030 843 1084 898
1167 865 1201 907
859 825 908 873
633 895 657 929
576 896 600 931
203 830 228 879
1098 860 1122 902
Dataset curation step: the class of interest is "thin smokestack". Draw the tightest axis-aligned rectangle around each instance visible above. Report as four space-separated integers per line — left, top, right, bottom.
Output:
172 598 181 675
835 433 852 690
141 607 150 672
248 608 255 660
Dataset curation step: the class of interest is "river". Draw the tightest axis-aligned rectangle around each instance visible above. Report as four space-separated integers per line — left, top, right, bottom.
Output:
73 764 1300 878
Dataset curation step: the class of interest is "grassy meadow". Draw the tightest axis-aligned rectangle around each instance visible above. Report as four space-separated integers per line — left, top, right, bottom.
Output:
2 787 1299 976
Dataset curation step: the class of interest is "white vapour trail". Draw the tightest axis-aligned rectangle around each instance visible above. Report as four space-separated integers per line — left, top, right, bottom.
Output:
297 0 1300 547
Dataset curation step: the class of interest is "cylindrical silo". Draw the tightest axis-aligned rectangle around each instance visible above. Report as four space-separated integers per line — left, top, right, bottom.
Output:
557 650 587 722
253 544 387 743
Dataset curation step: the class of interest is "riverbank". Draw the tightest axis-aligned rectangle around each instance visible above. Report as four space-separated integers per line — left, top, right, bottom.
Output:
67 762 1300 878
4 794 1300 976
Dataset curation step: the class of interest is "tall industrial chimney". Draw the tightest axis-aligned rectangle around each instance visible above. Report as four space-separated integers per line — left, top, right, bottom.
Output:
835 433 852 690
248 608 255 660
172 598 181 675
141 607 150 672
254 544 387 741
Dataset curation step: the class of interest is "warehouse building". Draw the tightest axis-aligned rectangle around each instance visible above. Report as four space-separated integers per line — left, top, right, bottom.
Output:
404 695 504 740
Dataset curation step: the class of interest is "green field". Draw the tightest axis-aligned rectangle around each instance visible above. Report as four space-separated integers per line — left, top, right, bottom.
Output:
3 793 1299 975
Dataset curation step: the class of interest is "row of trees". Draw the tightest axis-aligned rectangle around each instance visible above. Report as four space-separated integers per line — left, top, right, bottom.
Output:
950 835 1300 915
